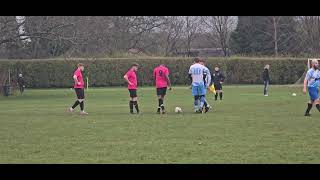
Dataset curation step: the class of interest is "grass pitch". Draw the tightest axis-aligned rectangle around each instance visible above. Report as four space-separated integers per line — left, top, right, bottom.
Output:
1 85 320 163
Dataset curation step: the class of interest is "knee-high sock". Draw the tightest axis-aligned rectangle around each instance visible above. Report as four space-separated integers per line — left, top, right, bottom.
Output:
200 95 205 108
133 101 139 112
194 96 199 110
219 92 223 100
129 101 134 112
72 100 80 109
80 101 84 111
306 103 313 114
158 98 164 109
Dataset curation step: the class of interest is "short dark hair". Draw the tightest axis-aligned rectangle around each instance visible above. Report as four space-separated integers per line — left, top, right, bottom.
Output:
78 63 84 67
199 58 206 63
194 57 201 63
132 63 139 67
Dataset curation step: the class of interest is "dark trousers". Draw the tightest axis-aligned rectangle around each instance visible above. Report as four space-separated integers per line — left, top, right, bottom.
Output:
19 85 24 94
264 81 269 95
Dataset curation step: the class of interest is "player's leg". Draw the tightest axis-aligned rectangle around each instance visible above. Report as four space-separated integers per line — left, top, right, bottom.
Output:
199 84 206 113
132 90 139 113
305 87 316 116
69 88 80 112
160 88 167 114
214 84 218 100
314 88 320 112
79 89 88 115
156 88 162 114
192 85 200 112
129 90 134 114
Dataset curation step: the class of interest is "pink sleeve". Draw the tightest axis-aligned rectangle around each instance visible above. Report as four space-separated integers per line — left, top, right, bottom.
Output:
166 68 169 76
126 71 131 78
74 70 79 77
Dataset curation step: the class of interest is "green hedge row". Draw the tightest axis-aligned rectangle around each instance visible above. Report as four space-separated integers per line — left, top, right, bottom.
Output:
0 57 307 88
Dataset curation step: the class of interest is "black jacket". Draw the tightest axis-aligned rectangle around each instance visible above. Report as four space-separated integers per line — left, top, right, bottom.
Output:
262 69 270 81
18 77 25 86
212 71 225 84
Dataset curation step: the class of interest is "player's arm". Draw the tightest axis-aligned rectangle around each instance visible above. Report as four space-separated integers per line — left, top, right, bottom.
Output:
73 75 80 85
207 72 212 87
220 73 225 83
123 74 133 85
303 72 310 94
166 74 171 90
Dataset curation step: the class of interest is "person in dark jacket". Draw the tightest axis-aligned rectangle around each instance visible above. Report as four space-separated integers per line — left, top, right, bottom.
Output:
17 73 25 94
212 65 225 100
262 64 270 96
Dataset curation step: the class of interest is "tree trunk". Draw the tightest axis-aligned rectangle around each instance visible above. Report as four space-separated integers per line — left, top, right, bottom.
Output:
273 17 278 57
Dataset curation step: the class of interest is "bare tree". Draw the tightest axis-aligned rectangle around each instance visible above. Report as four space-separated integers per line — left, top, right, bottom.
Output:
183 16 202 56
296 16 320 55
201 16 237 56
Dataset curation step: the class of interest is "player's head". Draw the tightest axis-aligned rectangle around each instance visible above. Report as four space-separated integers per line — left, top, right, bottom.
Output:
78 63 84 71
194 57 201 64
199 58 206 65
215 65 220 71
264 64 270 70
312 59 319 69
18 74 23 77
131 63 139 71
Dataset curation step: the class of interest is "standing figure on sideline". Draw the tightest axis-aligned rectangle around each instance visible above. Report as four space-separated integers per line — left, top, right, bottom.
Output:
303 59 320 116
153 64 171 114
124 63 140 114
262 64 270 96
17 73 25 94
69 63 88 115
189 57 209 113
212 65 225 101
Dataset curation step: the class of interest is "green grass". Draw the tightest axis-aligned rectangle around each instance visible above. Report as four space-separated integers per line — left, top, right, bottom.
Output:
1 85 320 163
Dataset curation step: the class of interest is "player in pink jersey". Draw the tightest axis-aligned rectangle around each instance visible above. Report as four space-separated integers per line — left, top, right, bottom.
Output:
153 64 171 114
68 63 88 115
124 63 140 114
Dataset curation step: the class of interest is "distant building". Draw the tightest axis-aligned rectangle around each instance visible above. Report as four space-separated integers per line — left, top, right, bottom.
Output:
175 48 227 57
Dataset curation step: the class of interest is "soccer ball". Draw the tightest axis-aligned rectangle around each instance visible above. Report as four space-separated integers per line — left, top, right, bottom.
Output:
292 93 297 96
175 107 182 113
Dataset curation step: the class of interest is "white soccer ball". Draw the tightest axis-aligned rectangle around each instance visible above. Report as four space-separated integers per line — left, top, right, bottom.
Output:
292 93 297 96
175 107 182 113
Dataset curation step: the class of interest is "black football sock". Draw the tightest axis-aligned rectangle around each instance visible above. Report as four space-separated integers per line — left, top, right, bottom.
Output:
159 99 164 110
204 100 208 108
306 103 313 114
316 104 320 112
219 92 223 100
80 101 84 111
72 100 80 109
134 101 140 113
129 101 134 113
215 94 218 100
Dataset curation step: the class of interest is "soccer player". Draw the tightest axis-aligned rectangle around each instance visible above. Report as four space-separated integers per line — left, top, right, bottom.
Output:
124 63 140 114
153 64 171 114
303 59 320 116
212 65 225 101
69 63 88 115
199 58 212 113
189 57 209 113
17 73 25 94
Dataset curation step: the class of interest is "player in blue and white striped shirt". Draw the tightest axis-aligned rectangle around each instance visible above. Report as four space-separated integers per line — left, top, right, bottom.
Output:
188 57 210 113
303 59 320 116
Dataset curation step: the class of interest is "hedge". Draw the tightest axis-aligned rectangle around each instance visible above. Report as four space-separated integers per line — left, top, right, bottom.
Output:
0 57 307 88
